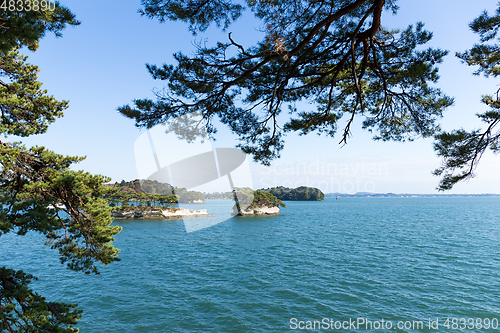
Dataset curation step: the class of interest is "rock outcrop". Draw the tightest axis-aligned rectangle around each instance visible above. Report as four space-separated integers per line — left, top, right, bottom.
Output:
231 205 280 216
112 210 164 219
162 208 211 218
112 208 212 219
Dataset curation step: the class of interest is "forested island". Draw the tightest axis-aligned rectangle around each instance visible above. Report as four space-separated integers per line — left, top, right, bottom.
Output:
107 180 210 219
232 188 286 216
259 186 325 201
204 186 325 201
109 179 205 205
107 183 286 218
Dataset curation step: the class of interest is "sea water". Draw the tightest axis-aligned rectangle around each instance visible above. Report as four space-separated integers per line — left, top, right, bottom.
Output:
1 197 500 332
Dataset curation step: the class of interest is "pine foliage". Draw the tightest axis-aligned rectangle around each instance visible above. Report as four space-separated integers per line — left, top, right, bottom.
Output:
1 3 120 331
434 5 500 190
121 0 453 165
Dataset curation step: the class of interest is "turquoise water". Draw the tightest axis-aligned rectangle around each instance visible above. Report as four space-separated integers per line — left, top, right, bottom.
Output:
2 198 500 332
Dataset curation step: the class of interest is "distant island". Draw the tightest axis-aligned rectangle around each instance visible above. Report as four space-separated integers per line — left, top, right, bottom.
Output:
204 191 234 199
326 192 500 198
259 186 325 201
109 179 205 204
204 186 325 201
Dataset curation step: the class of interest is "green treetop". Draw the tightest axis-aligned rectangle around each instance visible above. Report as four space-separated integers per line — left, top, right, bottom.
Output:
0 2 79 53
0 3 121 332
120 0 452 165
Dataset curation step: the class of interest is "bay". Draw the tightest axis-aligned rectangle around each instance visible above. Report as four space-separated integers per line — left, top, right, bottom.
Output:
1 197 500 332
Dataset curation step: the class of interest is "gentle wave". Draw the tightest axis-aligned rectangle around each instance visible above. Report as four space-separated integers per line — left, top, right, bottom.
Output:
1 198 500 332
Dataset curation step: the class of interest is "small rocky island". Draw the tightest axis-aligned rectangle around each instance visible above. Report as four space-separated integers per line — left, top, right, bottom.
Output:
108 179 210 219
112 207 212 219
231 187 286 216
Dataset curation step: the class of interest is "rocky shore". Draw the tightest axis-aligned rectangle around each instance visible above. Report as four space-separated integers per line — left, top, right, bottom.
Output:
162 207 212 218
112 208 213 219
231 205 281 216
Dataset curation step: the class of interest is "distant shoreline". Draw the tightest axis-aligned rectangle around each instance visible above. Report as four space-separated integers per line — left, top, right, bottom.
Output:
326 193 500 198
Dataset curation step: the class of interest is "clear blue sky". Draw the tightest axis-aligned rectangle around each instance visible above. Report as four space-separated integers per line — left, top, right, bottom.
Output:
14 0 500 194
